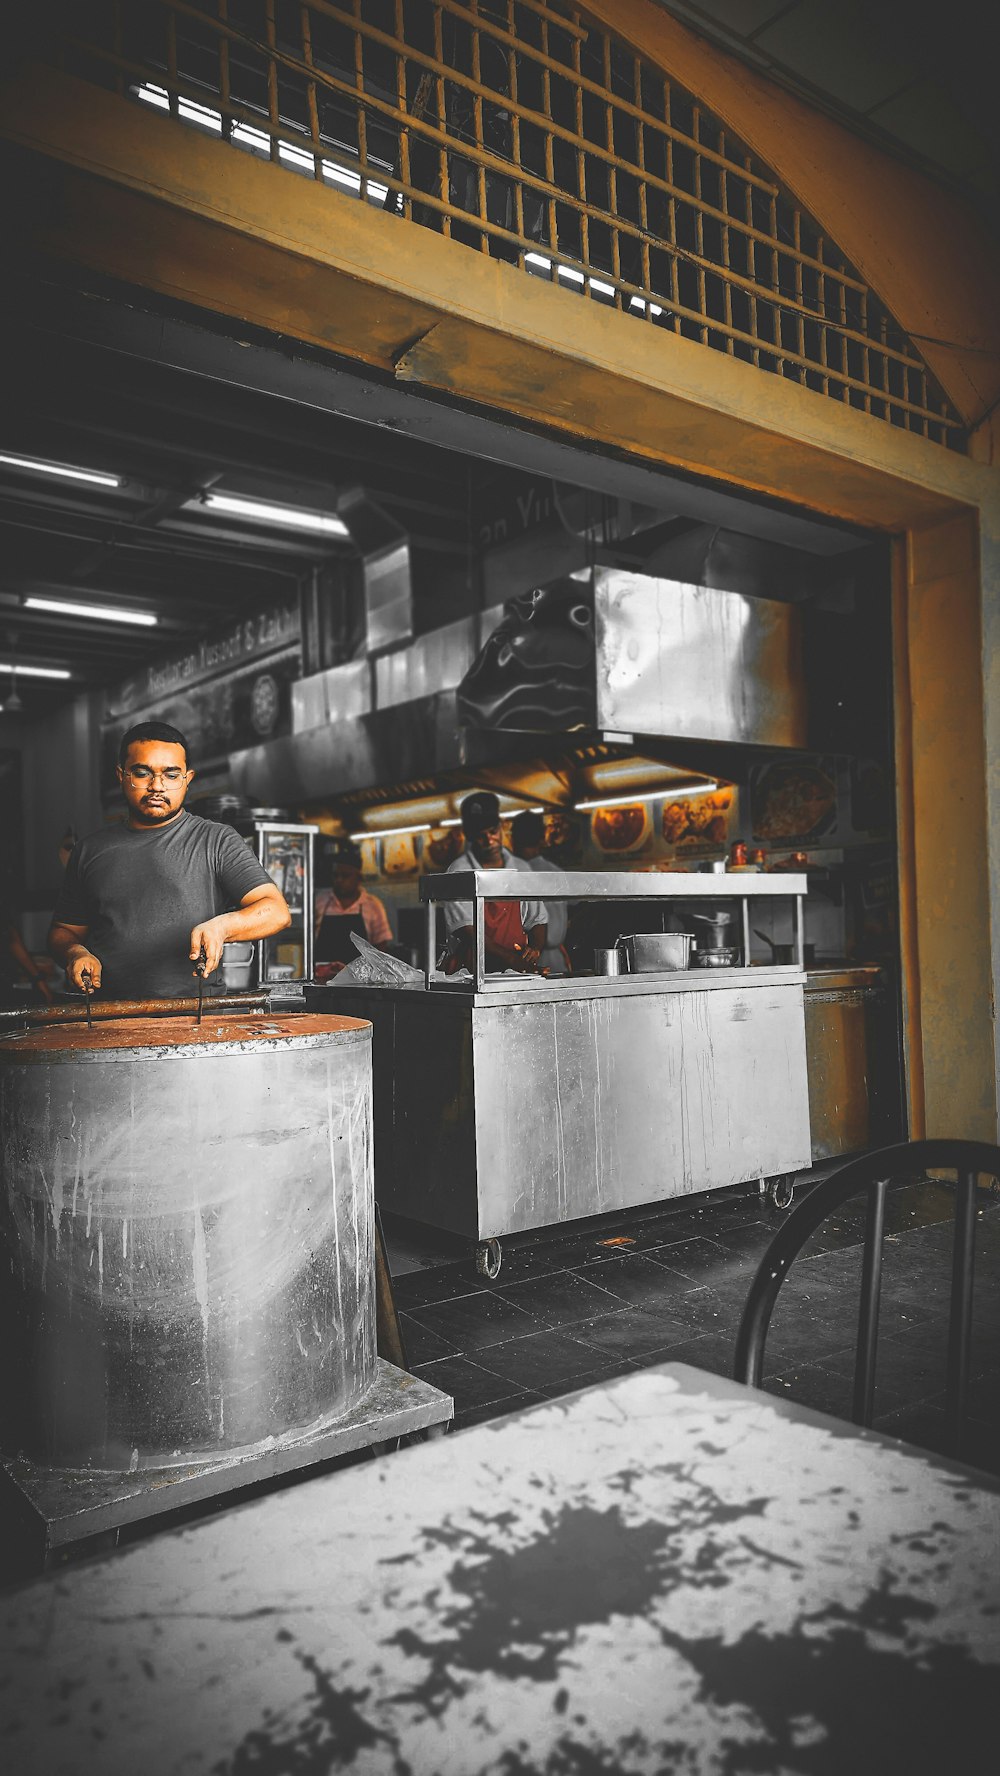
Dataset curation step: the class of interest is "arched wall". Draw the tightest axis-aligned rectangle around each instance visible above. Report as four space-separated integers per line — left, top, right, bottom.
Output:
582 0 1000 452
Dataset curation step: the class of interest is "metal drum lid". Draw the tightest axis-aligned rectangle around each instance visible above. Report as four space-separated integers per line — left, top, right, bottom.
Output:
0 1012 371 1063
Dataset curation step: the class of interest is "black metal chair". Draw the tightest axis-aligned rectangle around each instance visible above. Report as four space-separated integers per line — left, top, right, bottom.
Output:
733 1138 1000 1459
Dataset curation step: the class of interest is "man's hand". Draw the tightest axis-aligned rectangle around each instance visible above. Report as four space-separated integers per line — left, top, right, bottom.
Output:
189 916 231 977
65 947 102 992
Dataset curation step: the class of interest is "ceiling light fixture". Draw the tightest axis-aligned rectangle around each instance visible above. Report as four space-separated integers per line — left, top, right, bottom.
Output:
199 492 350 536
24 596 158 628
575 782 718 811
349 822 432 842
0 661 71 680
0 452 122 489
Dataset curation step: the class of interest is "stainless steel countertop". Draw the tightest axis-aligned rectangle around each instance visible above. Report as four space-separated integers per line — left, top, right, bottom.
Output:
804 966 884 992
420 869 808 901
320 966 806 1008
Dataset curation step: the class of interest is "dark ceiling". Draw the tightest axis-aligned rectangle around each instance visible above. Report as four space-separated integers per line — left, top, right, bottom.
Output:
0 324 476 719
0 254 869 725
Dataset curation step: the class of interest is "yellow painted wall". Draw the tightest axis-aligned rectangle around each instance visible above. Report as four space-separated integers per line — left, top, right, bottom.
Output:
898 514 995 1137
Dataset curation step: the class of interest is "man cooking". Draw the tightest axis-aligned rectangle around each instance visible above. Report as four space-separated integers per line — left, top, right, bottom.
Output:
48 721 291 999
441 792 548 973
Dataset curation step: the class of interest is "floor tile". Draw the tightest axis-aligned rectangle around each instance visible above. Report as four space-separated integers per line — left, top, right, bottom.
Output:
533 1358 639 1402
409 1353 523 1413
572 1252 712 1316
406 1290 537 1353
563 1306 695 1360
469 1327 616 1390
450 1392 547 1433
492 1268 624 1328
392 1266 492 1311
398 1312 459 1367
639 1237 741 1283
634 1331 736 1379
762 1363 856 1422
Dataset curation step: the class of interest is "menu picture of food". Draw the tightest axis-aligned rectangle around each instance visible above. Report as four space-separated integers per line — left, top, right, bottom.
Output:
662 788 734 852
359 837 380 877
423 826 465 871
591 803 651 854
382 832 420 876
751 759 838 844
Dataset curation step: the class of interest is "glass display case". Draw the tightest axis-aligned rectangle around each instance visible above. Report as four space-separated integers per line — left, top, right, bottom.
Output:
250 822 318 984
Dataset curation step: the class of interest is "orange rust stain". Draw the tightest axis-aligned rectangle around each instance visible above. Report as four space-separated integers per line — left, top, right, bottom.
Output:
0 1013 370 1056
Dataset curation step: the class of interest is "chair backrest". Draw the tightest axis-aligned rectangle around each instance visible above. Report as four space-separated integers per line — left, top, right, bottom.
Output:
733 1138 1000 1459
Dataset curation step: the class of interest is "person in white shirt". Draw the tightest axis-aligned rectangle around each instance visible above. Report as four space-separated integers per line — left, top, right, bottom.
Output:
510 811 571 974
442 793 548 974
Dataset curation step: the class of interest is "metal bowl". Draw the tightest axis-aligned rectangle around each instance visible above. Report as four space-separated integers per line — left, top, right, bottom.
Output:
694 947 738 968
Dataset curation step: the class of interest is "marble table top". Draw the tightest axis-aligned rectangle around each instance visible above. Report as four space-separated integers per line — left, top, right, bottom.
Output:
1 1362 997 1775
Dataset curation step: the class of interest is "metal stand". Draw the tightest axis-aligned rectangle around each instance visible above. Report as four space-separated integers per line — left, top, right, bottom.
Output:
1 1360 452 1576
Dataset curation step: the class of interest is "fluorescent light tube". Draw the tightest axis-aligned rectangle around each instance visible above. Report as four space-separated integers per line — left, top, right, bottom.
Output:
0 453 121 488
575 783 718 811
24 597 157 628
0 662 71 680
350 823 432 841
200 493 349 536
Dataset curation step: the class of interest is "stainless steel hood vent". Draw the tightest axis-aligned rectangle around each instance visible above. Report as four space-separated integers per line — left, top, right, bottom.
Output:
337 485 413 654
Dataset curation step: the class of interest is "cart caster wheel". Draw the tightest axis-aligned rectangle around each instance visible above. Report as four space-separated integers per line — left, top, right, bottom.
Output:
475 1238 503 1280
768 1174 796 1210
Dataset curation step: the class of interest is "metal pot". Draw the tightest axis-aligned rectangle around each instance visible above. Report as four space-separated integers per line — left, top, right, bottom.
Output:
691 910 733 950
754 929 815 967
617 932 693 973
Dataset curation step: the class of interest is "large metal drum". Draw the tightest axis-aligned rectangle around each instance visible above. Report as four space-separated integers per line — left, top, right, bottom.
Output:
0 1011 375 1472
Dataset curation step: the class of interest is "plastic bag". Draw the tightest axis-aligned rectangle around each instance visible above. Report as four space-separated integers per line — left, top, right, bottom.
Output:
330 932 425 988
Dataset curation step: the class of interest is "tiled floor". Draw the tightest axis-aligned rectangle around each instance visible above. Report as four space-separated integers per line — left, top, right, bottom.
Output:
386 1170 1000 1473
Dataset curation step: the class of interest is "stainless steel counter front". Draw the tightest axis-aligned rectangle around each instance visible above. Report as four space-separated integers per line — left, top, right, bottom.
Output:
426 965 806 1007
311 970 811 1244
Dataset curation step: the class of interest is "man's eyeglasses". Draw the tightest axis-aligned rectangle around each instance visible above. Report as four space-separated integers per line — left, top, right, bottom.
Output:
126 766 187 785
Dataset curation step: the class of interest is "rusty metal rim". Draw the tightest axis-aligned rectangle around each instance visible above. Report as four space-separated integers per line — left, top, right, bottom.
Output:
0 1029 373 1063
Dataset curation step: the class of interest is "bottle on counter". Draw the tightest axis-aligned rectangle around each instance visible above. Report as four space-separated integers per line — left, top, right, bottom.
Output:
727 840 759 872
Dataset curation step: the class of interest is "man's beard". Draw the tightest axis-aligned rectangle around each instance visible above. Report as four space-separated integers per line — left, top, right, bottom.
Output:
136 797 177 824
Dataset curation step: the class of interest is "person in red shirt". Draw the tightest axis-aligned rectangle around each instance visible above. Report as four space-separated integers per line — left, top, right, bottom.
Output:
441 793 548 973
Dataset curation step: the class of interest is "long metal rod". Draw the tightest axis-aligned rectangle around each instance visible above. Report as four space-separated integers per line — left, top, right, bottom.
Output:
0 994 271 1029
474 900 486 993
945 1169 977 1457
425 898 437 985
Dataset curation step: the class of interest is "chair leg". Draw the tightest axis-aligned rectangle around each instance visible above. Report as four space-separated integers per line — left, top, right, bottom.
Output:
945 1171 977 1458
852 1177 888 1426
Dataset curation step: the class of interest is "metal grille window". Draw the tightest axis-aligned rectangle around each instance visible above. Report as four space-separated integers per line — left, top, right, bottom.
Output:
52 0 964 448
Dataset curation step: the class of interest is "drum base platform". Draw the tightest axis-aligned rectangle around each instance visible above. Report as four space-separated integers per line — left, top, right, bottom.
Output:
1 1360 452 1576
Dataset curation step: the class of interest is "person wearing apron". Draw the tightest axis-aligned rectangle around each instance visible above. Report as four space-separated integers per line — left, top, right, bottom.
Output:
313 842 393 978
441 793 548 974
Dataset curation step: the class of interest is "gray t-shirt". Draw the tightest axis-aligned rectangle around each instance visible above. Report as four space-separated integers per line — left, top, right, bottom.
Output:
53 811 272 999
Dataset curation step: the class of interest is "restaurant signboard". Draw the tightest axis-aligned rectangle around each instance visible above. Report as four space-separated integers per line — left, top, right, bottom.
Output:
100 599 301 792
